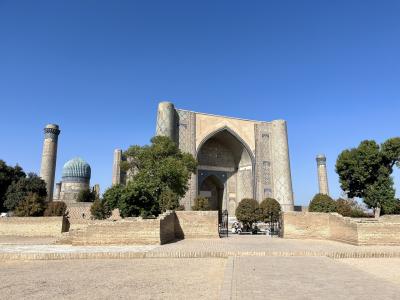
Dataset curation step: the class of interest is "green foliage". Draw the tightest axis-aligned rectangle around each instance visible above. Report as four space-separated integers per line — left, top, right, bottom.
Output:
0 160 25 211
335 198 368 217
119 136 197 217
4 173 47 211
259 198 281 222
102 184 124 211
192 196 210 211
336 138 400 213
77 189 96 202
159 188 180 212
235 198 260 227
90 199 111 220
309 194 336 213
43 201 67 217
118 181 160 218
14 192 46 217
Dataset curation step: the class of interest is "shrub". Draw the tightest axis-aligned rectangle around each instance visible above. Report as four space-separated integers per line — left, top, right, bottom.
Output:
90 199 111 220
235 198 260 228
14 192 46 217
44 201 67 216
259 198 281 222
309 194 336 213
77 189 96 202
192 196 210 211
335 198 369 217
175 204 185 211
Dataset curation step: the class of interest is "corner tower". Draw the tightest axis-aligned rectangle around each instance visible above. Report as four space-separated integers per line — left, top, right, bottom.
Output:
316 154 329 195
40 124 60 201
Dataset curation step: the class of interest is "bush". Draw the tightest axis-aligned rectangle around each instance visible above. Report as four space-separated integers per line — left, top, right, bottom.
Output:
14 192 46 217
192 196 210 211
90 199 111 220
44 201 67 216
259 198 281 222
309 194 336 213
175 204 185 211
335 198 369 217
77 189 96 202
235 198 260 228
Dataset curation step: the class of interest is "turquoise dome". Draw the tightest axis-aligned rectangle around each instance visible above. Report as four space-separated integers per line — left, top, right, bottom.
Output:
62 157 91 182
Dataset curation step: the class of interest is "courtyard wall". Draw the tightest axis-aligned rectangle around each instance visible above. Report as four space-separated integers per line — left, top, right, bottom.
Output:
282 212 400 246
175 211 219 239
0 217 68 237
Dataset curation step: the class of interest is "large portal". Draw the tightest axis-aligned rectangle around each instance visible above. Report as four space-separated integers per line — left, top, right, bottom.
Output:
197 128 254 216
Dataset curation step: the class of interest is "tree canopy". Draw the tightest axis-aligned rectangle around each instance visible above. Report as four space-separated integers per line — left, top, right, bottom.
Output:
0 160 25 211
112 136 197 217
336 138 400 214
4 173 47 211
259 198 281 222
308 194 336 213
235 198 260 227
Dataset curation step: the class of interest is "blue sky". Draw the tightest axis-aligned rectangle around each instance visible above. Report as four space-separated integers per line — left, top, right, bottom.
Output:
1 0 400 205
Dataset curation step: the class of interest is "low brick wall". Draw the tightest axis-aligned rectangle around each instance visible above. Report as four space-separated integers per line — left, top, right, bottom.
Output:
0 217 68 237
70 212 176 246
175 211 219 239
282 212 330 239
282 212 400 245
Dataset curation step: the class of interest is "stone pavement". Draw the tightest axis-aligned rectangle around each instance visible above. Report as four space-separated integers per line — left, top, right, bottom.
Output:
3 236 400 299
221 256 400 300
2 235 400 260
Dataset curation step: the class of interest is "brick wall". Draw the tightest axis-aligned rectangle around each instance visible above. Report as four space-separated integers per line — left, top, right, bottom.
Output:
282 212 400 246
0 217 67 237
282 212 330 240
175 211 219 239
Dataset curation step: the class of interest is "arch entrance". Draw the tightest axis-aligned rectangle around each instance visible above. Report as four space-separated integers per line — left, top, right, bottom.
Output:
197 128 255 217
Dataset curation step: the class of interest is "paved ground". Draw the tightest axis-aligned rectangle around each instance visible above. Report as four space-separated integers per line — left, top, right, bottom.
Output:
3 236 400 299
0 258 226 300
222 256 400 300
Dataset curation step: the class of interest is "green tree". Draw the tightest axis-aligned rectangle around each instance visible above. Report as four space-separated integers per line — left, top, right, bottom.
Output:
44 201 67 217
4 173 47 211
90 199 111 220
235 198 260 228
76 189 96 202
120 136 197 216
102 184 124 211
192 196 210 211
309 194 336 213
259 198 281 222
336 138 400 213
0 160 25 211
14 192 46 217
335 198 368 217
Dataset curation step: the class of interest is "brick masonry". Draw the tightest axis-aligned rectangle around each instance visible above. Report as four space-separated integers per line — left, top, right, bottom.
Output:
0 217 68 237
282 212 400 246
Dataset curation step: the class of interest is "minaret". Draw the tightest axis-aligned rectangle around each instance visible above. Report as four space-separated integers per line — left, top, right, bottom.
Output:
40 124 60 201
112 149 122 186
156 101 175 140
316 154 329 195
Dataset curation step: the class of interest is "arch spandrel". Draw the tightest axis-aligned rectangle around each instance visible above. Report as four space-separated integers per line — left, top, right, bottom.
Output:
195 113 256 153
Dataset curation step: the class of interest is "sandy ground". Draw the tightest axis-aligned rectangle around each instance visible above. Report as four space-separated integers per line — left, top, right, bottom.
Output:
0 258 226 300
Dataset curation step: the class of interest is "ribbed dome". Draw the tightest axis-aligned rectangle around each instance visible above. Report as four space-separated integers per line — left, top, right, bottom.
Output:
62 157 91 181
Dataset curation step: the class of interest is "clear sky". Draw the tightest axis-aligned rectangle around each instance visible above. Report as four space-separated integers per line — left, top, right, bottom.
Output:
1 0 400 205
